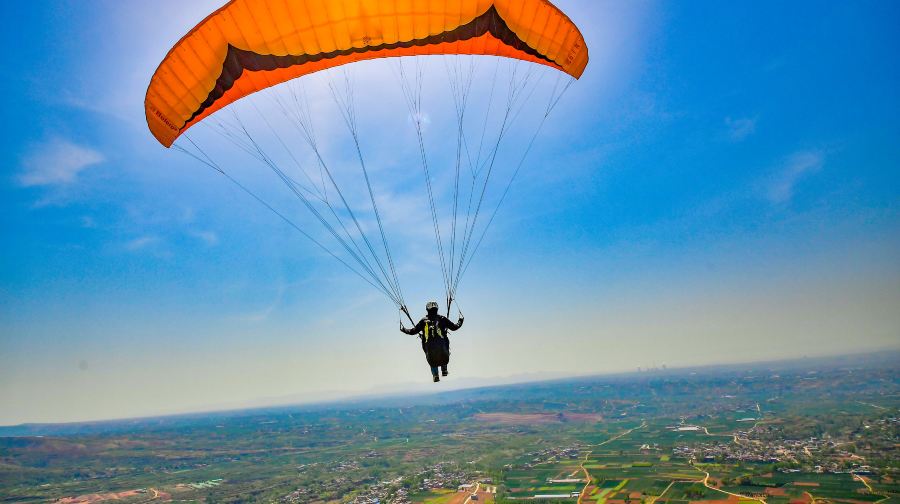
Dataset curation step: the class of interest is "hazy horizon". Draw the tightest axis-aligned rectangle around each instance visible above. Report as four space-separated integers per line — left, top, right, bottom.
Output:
2 348 896 428
2 0 899 426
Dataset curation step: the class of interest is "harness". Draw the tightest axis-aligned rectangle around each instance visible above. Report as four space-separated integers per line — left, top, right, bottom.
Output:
423 318 444 342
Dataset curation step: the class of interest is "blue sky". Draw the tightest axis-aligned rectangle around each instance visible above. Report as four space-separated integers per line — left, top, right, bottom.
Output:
1 0 898 425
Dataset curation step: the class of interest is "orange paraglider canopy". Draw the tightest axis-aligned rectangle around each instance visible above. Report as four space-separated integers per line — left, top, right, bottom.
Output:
145 0 589 148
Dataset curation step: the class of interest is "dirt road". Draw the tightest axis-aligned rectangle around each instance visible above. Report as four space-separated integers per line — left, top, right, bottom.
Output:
576 421 646 504
694 466 766 504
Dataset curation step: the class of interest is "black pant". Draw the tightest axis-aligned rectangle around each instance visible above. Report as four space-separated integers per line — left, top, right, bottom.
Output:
423 337 450 376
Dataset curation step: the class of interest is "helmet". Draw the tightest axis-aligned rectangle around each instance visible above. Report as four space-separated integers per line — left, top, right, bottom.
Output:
426 301 439 311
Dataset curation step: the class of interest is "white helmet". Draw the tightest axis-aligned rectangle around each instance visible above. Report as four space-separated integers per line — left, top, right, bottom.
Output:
426 301 439 311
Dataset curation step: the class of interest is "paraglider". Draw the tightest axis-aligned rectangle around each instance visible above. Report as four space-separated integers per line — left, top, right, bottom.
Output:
145 1 588 147
401 301 465 382
145 0 588 381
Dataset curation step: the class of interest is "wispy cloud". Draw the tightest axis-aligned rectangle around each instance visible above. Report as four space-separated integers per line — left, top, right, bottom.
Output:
233 283 286 323
725 116 757 141
767 151 825 204
18 139 104 187
407 112 432 132
190 230 219 246
124 235 161 252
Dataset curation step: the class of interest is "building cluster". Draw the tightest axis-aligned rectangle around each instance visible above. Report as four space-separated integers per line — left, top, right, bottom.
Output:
280 487 313 503
280 474 359 503
350 477 410 504
331 459 362 472
672 436 832 464
783 463 876 475
520 445 582 468
673 432 886 476
416 462 476 491
639 443 662 452
349 463 488 504
281 459 482 503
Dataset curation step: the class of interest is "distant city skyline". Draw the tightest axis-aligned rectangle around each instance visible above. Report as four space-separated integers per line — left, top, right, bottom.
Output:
2 0 899 425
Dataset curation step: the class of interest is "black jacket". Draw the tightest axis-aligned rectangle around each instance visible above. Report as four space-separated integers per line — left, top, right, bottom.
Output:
402 314 463 368
401 315 463 342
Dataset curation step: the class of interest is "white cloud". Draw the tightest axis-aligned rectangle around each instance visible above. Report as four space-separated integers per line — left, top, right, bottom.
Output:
124 235 160 252
725 116 757 141
191 230 219 246
18 139 104 187
408 112 432 129
767 151 825 204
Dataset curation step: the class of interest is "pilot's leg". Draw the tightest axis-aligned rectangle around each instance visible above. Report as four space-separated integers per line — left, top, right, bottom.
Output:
442 337 450 376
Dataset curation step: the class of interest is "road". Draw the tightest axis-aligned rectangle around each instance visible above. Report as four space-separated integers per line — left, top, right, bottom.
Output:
694 467 766 504
649 481 676 504
857 401 888 411
853 474 889 504
576 408 773 504
134 488 165 504
576 421 647 504
702 426 731 437
461 483 480 504
733 418 767 447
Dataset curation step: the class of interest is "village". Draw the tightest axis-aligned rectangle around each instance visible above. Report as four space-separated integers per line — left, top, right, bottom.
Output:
513 445 584 469
672 435 881 476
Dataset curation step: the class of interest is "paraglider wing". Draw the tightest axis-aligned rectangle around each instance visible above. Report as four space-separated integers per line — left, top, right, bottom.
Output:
145 0 589 147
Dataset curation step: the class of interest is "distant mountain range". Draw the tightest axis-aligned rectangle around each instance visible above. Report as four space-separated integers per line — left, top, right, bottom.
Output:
1 348 896 437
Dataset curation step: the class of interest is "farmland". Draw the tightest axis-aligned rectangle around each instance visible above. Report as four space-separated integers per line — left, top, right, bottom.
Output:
0 352 897 503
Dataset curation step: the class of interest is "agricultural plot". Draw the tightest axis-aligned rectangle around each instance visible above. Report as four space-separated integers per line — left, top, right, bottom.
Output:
871 479 900 498
413 489 460 504
717 472 884 503
498 414 897 504
414 488 496 504
502 463 584 500
4 356 897 504
586 470 700 503
575 423 708 503
659 481 721 501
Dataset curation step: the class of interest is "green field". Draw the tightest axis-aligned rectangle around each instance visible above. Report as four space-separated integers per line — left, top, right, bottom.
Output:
1 356 897 503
